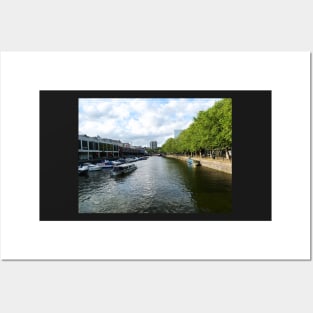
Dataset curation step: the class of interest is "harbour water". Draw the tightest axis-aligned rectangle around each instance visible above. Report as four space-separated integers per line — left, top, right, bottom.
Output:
78 156 232 214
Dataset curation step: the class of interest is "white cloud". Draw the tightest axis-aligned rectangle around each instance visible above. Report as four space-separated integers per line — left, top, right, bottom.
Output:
79 98 219 146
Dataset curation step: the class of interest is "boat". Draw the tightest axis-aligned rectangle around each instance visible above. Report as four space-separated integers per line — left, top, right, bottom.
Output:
112 160 122 166
186 158 201 167
96 160 114 168
78 165 89 176
125 157 136 163
110 163 137 176
83 163 102 171
138 156 148 160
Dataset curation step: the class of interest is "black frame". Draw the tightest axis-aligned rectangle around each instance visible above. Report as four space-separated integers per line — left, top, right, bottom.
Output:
40 91 271 221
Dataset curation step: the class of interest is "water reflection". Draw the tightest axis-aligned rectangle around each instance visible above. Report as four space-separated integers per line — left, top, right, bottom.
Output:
79 156 232 214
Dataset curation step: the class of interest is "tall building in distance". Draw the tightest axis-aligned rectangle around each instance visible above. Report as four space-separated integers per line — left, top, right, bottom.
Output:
150 141 157 150
174 129 183 138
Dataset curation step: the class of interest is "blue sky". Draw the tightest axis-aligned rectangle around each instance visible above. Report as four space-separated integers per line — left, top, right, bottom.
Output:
79 98 220 147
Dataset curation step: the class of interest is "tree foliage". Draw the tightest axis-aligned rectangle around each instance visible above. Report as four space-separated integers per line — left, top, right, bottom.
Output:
161 98 232 155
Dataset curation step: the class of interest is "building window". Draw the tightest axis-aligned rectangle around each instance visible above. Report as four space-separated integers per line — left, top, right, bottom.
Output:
82 140 88 150
89 141 95 150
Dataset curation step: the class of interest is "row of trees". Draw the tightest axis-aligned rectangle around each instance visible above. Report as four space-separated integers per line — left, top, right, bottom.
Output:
161 98 232 157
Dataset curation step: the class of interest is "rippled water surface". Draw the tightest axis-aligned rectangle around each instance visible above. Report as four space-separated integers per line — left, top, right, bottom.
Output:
79 156 232 214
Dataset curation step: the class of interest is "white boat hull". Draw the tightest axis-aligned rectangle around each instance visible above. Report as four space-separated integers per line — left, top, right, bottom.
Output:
83 163 102 171
78 165 89 175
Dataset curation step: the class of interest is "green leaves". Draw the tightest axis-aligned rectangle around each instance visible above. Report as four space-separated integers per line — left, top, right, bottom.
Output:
161 98 232 154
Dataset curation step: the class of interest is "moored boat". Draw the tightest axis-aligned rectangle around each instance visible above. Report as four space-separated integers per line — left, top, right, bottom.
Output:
110 163 137 176
83 163 102 171
96 160 114 168
186 158 201 167
138 156 148 160
112 160 122 166
125 157 136 163
78 165 89 176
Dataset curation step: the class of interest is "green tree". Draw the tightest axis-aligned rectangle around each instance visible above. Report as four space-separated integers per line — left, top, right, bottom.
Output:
161 98 232 155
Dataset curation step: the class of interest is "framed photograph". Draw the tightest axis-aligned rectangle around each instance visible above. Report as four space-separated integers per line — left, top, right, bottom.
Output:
40 90 271 221
1 52 310 260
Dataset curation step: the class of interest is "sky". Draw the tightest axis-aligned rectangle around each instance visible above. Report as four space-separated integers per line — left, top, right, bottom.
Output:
79 98 220 147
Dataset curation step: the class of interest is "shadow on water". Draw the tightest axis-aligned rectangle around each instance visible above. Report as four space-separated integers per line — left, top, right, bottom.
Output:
167 159 232 213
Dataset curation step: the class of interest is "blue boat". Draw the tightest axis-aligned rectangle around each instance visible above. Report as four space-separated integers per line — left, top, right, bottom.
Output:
186 158 201 167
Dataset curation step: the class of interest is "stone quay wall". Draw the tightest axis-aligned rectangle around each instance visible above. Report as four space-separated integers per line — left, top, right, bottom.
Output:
165 155 232 174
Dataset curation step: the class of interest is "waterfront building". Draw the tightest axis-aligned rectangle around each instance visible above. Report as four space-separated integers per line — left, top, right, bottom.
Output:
150 141 157 150
78 135 121 160
78 135 146 161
